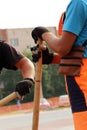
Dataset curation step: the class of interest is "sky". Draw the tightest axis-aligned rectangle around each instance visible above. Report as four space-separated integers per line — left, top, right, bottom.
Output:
0 0 70 29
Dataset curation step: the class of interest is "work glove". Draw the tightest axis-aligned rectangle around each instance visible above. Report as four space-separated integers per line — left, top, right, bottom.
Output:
15 78 34 98
31 26 49 43
31 45 53 64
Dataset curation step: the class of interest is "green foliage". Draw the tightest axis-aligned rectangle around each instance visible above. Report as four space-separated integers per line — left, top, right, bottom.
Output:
42 64 66 98
0 69 23 104
23 49 32 60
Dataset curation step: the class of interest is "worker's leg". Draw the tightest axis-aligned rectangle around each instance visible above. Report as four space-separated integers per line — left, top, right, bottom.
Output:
66 59 87 130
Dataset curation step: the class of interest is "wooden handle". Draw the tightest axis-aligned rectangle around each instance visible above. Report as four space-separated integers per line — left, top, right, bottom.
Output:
0 92 17 106
32 39 42 130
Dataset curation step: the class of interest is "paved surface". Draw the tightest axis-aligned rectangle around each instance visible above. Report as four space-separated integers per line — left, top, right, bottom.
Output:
0 107 74 130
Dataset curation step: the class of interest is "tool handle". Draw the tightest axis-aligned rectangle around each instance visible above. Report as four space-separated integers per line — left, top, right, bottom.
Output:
32 39 42 130
0 92 17 106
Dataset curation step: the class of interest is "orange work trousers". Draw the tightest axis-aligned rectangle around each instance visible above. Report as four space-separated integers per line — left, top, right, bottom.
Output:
66 59 87 130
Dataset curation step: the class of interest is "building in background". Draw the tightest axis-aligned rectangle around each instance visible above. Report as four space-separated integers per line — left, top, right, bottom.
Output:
0 27 57 52
0 29 8 41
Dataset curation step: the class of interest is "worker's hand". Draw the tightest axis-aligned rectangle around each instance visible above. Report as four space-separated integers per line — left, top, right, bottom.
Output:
32 50 41 63
31 45 53 64
31 26 49 43
15 78 34 99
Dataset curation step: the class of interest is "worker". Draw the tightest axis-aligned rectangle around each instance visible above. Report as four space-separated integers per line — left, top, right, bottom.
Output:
0 40 35 99
31 0 87 129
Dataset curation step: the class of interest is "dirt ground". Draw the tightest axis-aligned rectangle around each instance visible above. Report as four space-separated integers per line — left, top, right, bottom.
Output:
0 107 74 130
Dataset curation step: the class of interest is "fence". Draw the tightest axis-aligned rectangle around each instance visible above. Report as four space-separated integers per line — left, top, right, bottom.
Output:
0 96 70 115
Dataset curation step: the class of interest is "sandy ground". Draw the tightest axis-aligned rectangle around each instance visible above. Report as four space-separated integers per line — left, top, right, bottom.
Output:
0 107 74 130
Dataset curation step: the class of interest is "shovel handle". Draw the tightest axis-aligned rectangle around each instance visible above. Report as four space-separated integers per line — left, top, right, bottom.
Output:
0 92 17 106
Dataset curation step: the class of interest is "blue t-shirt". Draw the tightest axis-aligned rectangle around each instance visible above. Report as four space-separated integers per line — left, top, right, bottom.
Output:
63 0 87 57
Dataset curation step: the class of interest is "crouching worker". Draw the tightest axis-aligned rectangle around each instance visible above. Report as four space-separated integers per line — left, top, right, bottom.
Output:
0 41 35 100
